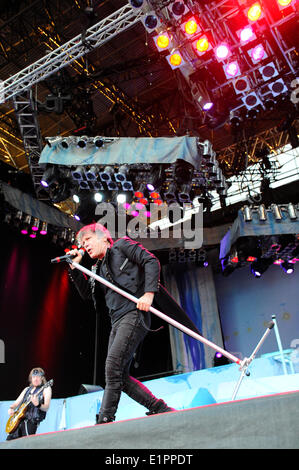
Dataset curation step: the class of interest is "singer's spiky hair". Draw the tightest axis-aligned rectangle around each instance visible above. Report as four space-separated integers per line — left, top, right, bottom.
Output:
76 223 114 247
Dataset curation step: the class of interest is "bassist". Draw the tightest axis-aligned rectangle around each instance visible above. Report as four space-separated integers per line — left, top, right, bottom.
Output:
6 367 52 440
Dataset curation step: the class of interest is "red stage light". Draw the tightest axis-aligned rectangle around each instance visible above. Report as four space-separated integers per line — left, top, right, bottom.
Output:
224 61 240 78
247 3 262 21
135 191 144 198
251 44 266 62
239 26 255 43
150 191 160 199
215 43 230 60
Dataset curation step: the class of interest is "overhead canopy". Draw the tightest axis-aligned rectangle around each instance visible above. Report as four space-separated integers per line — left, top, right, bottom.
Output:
220 208 299 259
39 136 202 169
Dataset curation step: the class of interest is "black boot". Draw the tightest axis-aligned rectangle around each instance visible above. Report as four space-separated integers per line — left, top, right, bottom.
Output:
96 388 120 425
96 412 115 424
146 399 176 416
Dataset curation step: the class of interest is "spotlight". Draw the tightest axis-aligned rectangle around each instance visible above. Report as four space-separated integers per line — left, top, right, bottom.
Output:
93 136 104 148
259 62 278 81
60 138 69 149
165 183 177 200
214 43 231 60
72 166 84 181
115 164 129 183
248 44 267 63
41 165 57 188
178 184 191 202
182 17 200 36
242 92 262 110
250 258 271 277
202 102 214 111
100 166 114 182
135 183 147 198
31 218 40 232
85 166 98 181
73 194 80 203
246 3 263 22
287 203 297 220
223 61 240 79
76 136 88 148
40 222 48 235
94 192 103 203
20 215 31 235
281 261 294 274
154 33 171 51
230 110 242 127
174 160 193 185
142 12 160 32
166 51 185 69
213 352 230 367
233 76 251 94
193 35 211 55
129 0 144 8
277 0 293 9
169 1 189 19
237 25 256 44
269 79 287 96
116 194 126 204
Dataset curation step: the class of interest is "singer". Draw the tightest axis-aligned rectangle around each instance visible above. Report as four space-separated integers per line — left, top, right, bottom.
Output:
68 223 176 424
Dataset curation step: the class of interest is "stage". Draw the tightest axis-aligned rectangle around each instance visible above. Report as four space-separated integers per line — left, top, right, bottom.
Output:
1 356 299 449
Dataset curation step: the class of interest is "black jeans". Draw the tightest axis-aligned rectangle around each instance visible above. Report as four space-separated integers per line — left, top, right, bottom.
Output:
6 419 38 440
98 309 158 421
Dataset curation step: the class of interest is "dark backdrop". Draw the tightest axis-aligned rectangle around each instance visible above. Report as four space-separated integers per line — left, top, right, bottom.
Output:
0 224 172 401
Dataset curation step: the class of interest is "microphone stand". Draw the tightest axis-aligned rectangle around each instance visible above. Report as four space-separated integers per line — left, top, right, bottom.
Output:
68 259 274 401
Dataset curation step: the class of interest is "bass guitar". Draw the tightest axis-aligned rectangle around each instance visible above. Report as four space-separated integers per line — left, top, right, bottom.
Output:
5 379 53 434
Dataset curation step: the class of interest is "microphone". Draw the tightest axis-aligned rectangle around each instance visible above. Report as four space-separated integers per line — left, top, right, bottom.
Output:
51 249 84 264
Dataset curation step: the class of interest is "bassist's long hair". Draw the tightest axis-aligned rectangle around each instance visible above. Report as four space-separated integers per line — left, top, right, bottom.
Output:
28 367 47 385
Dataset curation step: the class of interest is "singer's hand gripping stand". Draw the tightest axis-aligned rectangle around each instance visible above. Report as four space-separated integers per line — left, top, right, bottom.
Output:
62 255 274 401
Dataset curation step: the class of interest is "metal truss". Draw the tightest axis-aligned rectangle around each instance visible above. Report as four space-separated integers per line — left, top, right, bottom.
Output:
1 4 143 103
12 89 47 199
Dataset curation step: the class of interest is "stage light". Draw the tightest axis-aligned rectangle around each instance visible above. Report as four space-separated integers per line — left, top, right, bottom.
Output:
72 166 84 181
230 110 243 127
250 258 271 277
129 0 144 8
233 76 251 94
223 61 240 78
94 192 103 203
277 0 293 8
100 166 114 182
40 222 48 235
142 12 160 32
76 136 88 148
41 166 57 188
31 218 40 232
242 92 262 109
150 191 160 199
269 79 287 96
182 18 200 36
121 181 133 191
166 51 184 69
60 138 69 149
135 183 146 198
178 184 191 202
246 3 263 22
93 136 104 148
214 43 231 60
154 33 171 51
249 44 267 63
202 102 214 111
169 1 189 19
281 261 294 274
117 194 126 204
287 203 297 220
115 164 129 182
73 194 80 203
20 215 31 235
237 25 256 44
165 183 177 200
193 35 211 55
259 62 278 81
85 166 98 181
